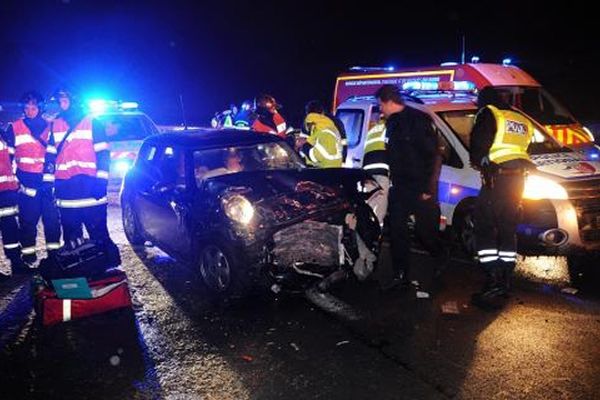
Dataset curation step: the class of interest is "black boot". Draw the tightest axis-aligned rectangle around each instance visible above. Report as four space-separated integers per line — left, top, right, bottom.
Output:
472 265 505 309
500 263 515 297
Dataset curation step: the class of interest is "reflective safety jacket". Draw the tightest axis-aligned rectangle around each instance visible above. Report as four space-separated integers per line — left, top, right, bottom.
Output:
8 118 56 195
486 105 533 164
252 112 288 139
300 113 343 168
362 119 389 176
0 138 18 193
51 116 110 181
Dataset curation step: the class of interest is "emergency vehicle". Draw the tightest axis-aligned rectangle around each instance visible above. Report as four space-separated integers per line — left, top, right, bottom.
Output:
334 66 600 273
334 63 595 148
86 100 160 185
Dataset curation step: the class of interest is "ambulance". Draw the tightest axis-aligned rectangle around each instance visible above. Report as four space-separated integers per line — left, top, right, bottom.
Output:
334 63 600 272
86 100 160 187
334 62 595 148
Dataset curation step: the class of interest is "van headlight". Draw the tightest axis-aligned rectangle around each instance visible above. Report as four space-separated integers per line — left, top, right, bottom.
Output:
523 175 568 200
222 194 255 224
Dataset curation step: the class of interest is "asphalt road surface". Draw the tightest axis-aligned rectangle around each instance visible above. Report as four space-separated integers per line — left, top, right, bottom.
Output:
1 198 599 399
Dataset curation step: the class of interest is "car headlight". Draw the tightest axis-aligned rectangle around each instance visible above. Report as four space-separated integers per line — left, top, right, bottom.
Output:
523 175 568 200
222 194 255 224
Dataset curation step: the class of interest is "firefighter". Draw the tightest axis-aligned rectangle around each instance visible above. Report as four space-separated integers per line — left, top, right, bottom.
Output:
362 116 390 226
234 100 253 128
469 87 534 307
297 101 343 168
48 89 118 256
4 92 62 269
0 132 21 280
251 94 288 138
303 100 349 162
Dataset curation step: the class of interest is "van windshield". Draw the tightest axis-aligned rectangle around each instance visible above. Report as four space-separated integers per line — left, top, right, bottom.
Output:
489 86 576 126
438 109 568 155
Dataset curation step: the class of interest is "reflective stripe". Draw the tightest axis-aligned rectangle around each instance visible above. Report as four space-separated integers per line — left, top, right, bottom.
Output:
56 160 97 171
46 242 62 250
498 251 517 257
500 257 516 262
20 186 37 197
96 170 109 179
8 147 15 155
4 243 20 250
364 163 390 171
52 131 68 142
478 249 498 256
14 134 36 146
0 175 17 183
276 123 287 133
308 147 319 164
54 129 93 144
479 255 499 263
56 197 107 208
63 299 71 322
16 156 45 164
0 206 19 217
43 174 55 182
46 145 57 154
364 136 386 147
0 141 6 151
94 142 109 151
21 246 36 255
314 143 342 161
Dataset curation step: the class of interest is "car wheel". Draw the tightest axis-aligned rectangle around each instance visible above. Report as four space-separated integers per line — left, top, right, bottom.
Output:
453 202 477 258
198 242 250 296
122 199 144 246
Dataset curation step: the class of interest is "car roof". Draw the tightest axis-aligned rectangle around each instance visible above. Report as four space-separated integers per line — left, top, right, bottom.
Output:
144 129 284 148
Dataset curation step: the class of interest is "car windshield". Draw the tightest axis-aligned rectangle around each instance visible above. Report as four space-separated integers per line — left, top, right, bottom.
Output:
193 142 304 185
489 86 577 126
438 109 568 155
95 114 159 141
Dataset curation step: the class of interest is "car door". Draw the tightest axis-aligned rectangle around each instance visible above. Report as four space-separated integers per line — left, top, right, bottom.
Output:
136 145 192 256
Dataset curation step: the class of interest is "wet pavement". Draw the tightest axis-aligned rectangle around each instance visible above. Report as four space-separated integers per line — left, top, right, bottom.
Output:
1 199 600 399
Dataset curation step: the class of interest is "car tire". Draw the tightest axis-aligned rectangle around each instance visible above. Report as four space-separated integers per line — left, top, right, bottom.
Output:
453 201 477 258
122 199 144 246
197 241 251 297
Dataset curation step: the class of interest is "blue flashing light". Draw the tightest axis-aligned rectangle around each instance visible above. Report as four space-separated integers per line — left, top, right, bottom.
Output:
471 56 480 63
590 153 599 160
453 81 476 91
502 58 512 66
120 101 139 110
114 160 132 174
440 61 458 66
88 99 108 114
386 65 395 71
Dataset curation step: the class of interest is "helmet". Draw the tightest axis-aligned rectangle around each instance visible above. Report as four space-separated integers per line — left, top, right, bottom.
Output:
240 100 252 111
20 91 44 110
50 87 73 102
254 94 279 112
305 99 324 115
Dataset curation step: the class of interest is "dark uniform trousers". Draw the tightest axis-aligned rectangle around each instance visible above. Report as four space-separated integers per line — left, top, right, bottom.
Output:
474 172 524 273
0 191 21 264
61 204 110 245
18 187 62 261
388 187 444 278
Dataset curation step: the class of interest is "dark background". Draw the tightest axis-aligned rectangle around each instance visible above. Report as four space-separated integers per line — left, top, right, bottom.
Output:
0 0 598 127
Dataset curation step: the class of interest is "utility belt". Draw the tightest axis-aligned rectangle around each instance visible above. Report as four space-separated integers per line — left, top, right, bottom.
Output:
481 167 526 188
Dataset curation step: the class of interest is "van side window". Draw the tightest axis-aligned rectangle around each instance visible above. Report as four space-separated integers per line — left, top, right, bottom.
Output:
436 129 463 169
336 109 365 149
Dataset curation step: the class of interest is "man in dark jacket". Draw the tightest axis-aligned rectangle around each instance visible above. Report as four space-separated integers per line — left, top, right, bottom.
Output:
375 84 444 289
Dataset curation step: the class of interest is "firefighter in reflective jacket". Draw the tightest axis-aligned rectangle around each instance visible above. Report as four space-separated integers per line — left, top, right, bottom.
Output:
5 92 62 268
297 109 343 168
470 87 534 307
251 94 288 138
49 90 116 251
362 117 390 226
0 133 21 280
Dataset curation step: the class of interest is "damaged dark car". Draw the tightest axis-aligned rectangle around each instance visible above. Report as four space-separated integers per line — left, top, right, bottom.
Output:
120 130 381 297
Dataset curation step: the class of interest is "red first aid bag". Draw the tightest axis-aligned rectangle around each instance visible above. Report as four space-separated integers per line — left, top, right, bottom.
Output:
35 272 132 326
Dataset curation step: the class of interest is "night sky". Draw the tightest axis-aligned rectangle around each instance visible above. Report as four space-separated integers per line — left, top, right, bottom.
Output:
0 0 598 127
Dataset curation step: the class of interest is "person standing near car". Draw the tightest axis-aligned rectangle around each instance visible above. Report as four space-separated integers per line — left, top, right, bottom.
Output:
469 87 534 307
48 89 117 257
0 129 22 280
296 100 343 168
375 84 445 289
251 94 288 139
362 115 390 227
4 92 62 269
